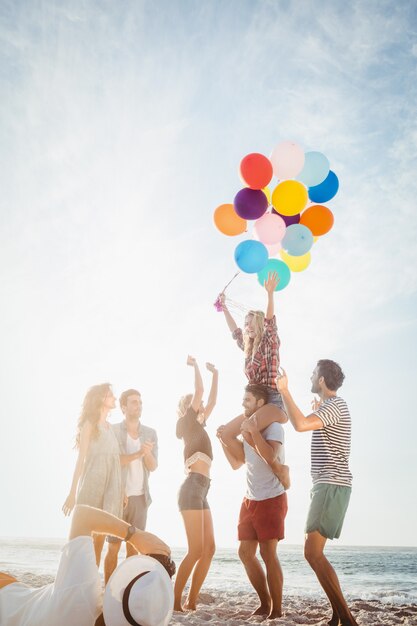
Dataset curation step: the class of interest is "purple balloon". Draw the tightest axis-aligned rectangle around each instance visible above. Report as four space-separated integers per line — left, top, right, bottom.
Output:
234 188 268 220
271 208 300 226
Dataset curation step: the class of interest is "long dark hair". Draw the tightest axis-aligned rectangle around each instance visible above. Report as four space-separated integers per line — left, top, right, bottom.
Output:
75 383 111 447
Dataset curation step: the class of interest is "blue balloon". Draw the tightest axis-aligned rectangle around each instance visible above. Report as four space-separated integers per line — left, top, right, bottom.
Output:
308 170 339 203
297 151 330 187
257 259 291 291
282 224 313 256
234 240 268 274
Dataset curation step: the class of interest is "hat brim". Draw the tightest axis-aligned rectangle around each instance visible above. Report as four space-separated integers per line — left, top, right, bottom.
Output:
103 555 174 626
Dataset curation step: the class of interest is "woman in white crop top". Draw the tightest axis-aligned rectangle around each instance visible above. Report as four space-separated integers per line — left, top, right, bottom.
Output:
174 356 218 612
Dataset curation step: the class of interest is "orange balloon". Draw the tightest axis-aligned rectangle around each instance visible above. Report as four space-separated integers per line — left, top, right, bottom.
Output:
213 203 247 236
300 204 334 236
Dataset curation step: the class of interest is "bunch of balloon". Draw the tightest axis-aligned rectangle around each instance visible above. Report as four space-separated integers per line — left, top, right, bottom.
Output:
213 142 339 292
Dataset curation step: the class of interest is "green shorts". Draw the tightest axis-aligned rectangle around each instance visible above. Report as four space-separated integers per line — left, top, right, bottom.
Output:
305 483 351 540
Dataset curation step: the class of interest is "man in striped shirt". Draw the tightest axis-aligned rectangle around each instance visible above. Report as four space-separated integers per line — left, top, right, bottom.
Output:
276 360 358 626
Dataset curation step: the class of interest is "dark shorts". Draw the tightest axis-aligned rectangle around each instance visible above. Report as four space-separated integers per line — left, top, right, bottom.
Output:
107 494 148 543
178 472 211 511
238 493 288 542
305 483 351 540
266 387 285 410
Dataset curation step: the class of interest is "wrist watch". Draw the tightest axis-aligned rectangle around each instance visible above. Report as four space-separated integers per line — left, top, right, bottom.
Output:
124 525 136 542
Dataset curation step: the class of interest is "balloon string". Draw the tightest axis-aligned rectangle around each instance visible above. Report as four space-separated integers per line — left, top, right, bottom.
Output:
221 272 240 293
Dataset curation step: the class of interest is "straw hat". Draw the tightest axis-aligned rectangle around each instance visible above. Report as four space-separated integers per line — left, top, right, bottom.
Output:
103 555 174 626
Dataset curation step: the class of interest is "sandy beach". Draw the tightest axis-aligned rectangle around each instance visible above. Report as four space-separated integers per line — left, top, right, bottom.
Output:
171 592 417 626
15 572 417 626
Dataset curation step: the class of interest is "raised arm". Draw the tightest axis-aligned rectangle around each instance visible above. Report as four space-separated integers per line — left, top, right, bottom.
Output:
276 369 324 432
69 504 170 556
264 271 279 320
203 362 218 420
187 355 204 412
62 422 92 516
219 293 238 332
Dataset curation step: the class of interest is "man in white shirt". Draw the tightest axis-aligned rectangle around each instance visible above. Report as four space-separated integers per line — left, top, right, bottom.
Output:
0 505 174 626
217 383 288 620
105 389 158 582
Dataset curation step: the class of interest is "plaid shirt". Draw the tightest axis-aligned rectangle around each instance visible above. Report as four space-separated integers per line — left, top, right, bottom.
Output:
232 315 280 389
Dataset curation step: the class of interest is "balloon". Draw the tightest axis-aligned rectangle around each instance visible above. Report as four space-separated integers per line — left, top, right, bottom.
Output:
234 188 268 220
271 208 300 226
271 180 308 216
300 204 334 236
257 259 291 291
280 249 311 272
234 240 269 273
308 170 339 203
297 151 330 187
270 141 305 179
282 224 314 256
266 241 282 256
239 153 273 189
253 213 286 245
213 203 247 236
262 186 271 205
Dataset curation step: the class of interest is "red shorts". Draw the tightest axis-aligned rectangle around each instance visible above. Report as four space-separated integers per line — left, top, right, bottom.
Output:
238 493 288 542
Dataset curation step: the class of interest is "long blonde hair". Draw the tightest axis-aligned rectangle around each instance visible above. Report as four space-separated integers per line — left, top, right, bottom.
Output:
75 383 111 447
243 310 265 359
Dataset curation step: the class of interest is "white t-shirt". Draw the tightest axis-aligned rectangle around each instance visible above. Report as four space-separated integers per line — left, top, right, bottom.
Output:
243 423 285 501
126 433 145 497
0 536 102 626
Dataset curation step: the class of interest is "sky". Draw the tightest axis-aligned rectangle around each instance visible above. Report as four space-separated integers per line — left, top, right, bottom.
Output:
0 0 416 550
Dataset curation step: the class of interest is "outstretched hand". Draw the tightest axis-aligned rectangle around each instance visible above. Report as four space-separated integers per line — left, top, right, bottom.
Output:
275 367 288 393
241 415 259 434
216 425 225 443
264 271 279 294
206 362 217 374
130 530 171 557
311 397 322 411
187 355 197 367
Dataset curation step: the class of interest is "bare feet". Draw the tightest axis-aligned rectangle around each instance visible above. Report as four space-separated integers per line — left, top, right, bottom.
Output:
183 601 197 611
268 609 282 619
173 603 184 612
251 604 271 616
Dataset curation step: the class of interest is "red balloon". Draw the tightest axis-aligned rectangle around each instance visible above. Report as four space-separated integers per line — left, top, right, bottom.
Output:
239 153 273 190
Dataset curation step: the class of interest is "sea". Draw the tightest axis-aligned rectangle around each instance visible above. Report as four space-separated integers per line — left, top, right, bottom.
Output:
0 539 415 606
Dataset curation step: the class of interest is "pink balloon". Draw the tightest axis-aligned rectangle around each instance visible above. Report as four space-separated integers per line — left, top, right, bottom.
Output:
270 141 305 180
254 213 286 245
267 241 282 256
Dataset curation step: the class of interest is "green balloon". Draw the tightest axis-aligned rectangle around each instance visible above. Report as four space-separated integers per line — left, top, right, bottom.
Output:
257 259 291 291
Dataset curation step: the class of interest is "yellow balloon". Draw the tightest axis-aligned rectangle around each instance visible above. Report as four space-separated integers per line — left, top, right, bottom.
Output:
262 186 271 205
272 180 308 216
280 249 311 272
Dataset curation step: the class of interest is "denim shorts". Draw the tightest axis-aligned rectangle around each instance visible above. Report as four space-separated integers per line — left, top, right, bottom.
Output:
178 472 211 511
267 387 284 410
